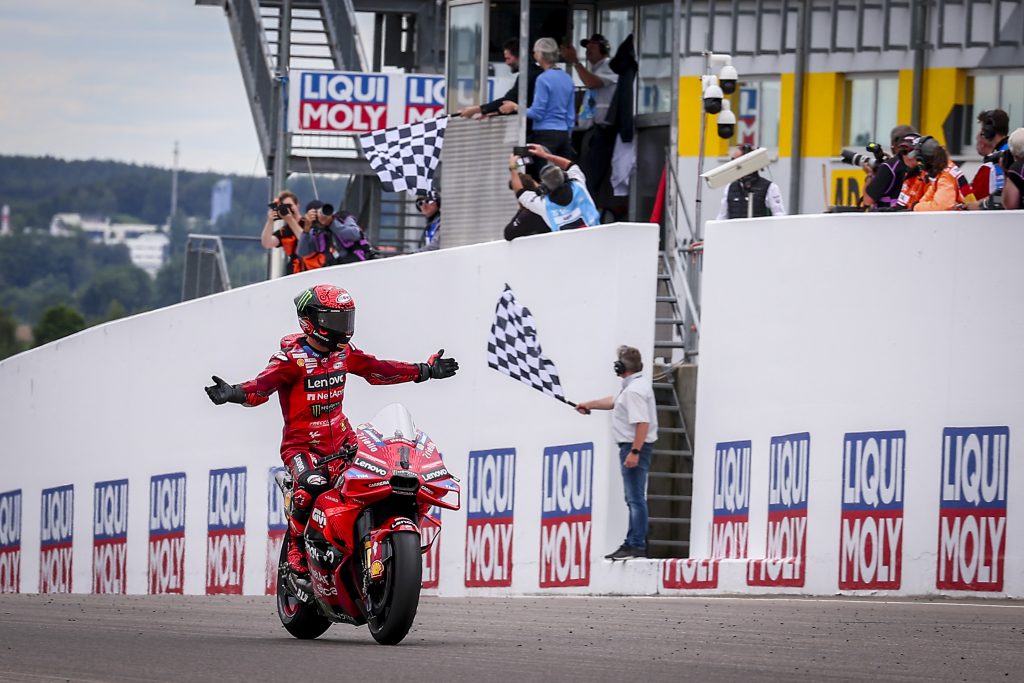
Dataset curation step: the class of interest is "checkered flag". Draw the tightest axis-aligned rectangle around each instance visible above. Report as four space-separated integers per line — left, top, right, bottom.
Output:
358 117 448 194
487 284 571 404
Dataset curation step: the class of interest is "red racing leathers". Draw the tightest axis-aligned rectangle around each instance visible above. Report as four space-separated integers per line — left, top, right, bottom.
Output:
239 332 422 468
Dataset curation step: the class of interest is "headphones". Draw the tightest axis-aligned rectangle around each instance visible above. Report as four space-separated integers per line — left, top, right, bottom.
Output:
613 360 626 377
980 111 997 141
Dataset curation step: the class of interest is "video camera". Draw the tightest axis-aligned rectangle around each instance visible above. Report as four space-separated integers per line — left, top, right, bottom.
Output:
840 142 888 170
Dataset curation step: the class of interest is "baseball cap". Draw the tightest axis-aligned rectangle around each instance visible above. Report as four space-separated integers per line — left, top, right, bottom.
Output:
304 199 324 213
580 34 610 51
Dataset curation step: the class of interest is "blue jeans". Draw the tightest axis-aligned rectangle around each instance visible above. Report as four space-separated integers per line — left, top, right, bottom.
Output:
618 442 653 550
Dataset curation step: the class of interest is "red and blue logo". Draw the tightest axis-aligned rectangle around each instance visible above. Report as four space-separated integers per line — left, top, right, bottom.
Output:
40 484 74 594
93 479 128 594
266 466 287 595
207 467 246 595
421 506 441 590
0 489 21 593
298 72 388 132
749 433 810 587
405 75 445 124
664 440 750 590
839 430 905 590
540 442 592 588
937 426 1009 592
148 472 186 594
465 448 515 588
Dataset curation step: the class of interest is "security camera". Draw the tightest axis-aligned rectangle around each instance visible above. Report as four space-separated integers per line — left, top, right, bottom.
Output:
700 146 771 189
716 100 736 140
718 63 738 95
702 77 723 115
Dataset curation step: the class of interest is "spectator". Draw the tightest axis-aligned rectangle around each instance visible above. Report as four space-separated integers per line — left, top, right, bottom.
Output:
862 125 918 209
715 145 786 219
458 39 541 121
970 109 1010 204
416 190 441 251
510 143 600 231
503 172 551 240
1002 127 1024 210
500 38 576 160
562 34 618 199
260 190 307 274
297 199 362 269
575 345 658 561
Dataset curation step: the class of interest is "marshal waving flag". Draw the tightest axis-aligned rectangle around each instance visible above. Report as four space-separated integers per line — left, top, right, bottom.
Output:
358 117 448 194
487 285 569 404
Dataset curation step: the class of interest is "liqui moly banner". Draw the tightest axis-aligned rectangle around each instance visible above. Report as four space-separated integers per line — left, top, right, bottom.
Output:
207 467 246 595
749 433 810 587
149 473 186 594
0 489 21 593
937 427 1009 592
539 442 592 588
289 71 496 132
839 430 905 590
465 449 515 588
92 479 128 594
663 440 751 590
267 466 287 595
421 506 441 590
39 484 73 594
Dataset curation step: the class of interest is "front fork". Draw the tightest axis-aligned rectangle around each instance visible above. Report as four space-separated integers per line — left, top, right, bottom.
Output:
356 508 419 598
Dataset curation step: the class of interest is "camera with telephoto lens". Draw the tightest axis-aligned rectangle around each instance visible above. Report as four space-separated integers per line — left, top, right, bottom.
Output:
268 202 291 216
839 142 888 170
318 203 334 219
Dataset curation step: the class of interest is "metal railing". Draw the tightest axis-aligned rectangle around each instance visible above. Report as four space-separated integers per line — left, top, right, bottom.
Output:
663 150 703 363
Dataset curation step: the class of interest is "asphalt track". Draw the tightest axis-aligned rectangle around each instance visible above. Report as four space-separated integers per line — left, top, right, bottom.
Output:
1 594 1022 682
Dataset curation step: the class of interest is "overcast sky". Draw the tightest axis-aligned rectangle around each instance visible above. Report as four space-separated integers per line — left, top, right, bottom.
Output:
0 1 262 175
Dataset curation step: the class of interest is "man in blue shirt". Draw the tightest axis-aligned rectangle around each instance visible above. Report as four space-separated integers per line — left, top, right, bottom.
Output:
500 37 576 160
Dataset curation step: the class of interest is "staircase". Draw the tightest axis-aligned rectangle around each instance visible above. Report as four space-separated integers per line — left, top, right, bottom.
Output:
646 251 697 558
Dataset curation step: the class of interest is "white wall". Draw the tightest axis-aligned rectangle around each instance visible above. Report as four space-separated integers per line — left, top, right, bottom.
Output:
0 224 660 596
671 211 1024 598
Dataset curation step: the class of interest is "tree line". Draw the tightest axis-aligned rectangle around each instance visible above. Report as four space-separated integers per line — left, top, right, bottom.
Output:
0 155 348 359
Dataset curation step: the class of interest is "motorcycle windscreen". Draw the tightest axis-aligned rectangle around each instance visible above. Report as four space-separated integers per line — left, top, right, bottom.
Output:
368 403 417 442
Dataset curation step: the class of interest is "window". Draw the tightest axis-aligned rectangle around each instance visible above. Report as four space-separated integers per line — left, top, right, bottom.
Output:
598 8 632 55
966 71 1024 147
844 75 898 148
638 3 671 114
733 79 781 150
447 2 484 111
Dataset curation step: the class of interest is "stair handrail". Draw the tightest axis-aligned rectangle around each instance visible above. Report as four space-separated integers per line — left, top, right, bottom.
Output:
663 151 702 358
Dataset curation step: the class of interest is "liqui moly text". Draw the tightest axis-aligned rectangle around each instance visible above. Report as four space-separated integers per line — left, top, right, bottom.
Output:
839 430 905 590
39 485 74 594
0 489 21 593
207 467 246 594
937 426 1009 592
749 433 810 587
297 72 388 132
267 466 287 595
712 441 751 560
465 449 515 588
539 443 592 588
93 479 128 594
149 473 186 594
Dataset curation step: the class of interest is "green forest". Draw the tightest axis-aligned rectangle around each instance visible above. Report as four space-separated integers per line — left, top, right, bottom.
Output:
0 155 347 359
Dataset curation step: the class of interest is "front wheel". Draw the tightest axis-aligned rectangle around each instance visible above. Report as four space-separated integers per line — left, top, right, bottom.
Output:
367 531 423 645
276 537 331 640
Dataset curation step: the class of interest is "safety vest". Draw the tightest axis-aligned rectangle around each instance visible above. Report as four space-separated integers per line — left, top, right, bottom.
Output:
726 175 772 219
544 182 600 231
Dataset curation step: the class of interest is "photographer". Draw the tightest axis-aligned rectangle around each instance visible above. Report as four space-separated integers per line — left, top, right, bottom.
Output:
509 143 599 231
861 125 917 209
296 200 369 269
260 191 307 274
902 137 961 212
970 109 1010 206
1002 127 1024 210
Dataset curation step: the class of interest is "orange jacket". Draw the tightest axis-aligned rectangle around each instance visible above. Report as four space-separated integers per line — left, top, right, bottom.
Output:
913 169 960 211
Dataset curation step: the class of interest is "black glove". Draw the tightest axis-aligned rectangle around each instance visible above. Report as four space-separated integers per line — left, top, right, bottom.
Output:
417 349 459 382
204 375 246 405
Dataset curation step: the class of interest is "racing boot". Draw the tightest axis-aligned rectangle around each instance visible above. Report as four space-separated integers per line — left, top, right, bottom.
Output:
286 521 309 576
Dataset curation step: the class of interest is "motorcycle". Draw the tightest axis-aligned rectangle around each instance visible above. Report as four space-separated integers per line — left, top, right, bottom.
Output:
274 403 460 645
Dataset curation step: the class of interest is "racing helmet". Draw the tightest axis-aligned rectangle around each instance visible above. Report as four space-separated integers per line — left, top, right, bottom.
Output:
294 284 355 349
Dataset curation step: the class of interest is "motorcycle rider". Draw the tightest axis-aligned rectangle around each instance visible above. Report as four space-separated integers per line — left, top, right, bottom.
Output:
204 284 458 581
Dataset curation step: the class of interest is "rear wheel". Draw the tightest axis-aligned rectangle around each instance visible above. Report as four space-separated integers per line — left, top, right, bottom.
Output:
276 537 331 640
367 531 422 645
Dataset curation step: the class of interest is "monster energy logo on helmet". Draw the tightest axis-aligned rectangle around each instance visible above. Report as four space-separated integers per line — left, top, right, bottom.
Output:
295 288 315 313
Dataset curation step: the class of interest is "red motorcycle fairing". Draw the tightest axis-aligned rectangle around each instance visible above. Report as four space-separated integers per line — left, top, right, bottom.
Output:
301 420 460 623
